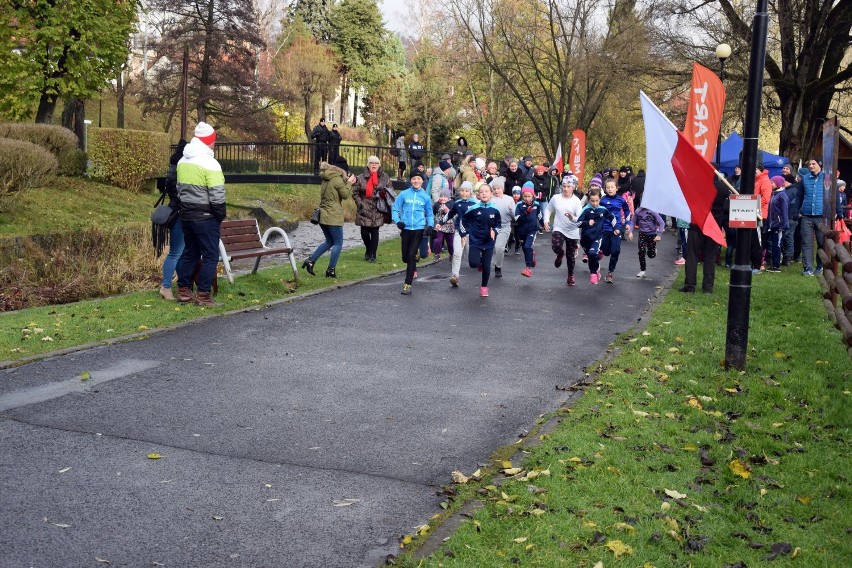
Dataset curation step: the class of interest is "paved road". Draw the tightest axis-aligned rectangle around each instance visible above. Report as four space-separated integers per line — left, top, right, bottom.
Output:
0 231 679 567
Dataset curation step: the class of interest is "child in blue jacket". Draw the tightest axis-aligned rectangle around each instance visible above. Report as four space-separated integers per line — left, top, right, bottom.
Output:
392 171 434 295
461 183 501 297
577 189 615 284
766 175 790 272
514 183 545 277
599 179 633 283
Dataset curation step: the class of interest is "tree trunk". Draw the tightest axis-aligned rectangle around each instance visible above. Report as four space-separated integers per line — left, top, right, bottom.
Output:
35 90 58 124
339 73 347 126
61 96 86 148
352 90 358 128
116 70 127 129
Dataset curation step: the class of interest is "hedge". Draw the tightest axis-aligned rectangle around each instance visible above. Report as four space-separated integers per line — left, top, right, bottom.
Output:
219 158 260 173
0 123 81 175
88 128 170 192
0 138 58 211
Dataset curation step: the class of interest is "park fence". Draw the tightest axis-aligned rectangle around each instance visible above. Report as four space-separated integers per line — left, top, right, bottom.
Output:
816 221 852 356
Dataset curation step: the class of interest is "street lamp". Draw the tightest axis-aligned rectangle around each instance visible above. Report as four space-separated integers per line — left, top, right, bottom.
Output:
283 111 290 143
715 43 731 165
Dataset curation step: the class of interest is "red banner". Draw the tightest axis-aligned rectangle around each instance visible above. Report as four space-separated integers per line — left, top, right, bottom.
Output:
683 63 726 162
569 129 586 185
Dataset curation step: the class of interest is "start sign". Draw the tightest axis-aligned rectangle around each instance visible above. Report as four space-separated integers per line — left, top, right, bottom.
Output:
729 194 759 228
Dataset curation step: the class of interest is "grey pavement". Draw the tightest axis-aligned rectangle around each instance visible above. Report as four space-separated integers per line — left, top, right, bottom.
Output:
0 229 681 567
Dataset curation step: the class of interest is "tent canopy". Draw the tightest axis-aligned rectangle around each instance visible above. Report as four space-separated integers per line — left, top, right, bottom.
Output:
718 132 790 178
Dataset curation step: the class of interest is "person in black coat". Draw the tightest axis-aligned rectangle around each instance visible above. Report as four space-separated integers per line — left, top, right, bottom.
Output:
328 123 342 164
632 169 646 208
158 139 188 300
680 168 731 294
311 118 330 174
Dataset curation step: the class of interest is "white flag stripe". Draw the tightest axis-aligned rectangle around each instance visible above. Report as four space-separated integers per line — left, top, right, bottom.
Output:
640 92 692 222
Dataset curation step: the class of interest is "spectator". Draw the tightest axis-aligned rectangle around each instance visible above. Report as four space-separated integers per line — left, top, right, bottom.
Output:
408 133 424 172
454 136 468 158
311 117 330 174
504 159 526 192
395 134 408 180
632 168 646 208
159 139 187 301
680 173 729 293
176 122 226 307
302 156 356 278
328 123 342 164
499 154 514 177
781 172 799 265
352 155 391 263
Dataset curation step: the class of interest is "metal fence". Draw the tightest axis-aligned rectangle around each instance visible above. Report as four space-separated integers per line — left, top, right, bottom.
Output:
185 142 444 176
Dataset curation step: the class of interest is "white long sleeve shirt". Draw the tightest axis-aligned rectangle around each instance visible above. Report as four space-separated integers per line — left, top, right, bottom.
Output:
545 193 583 239
492 194 516 233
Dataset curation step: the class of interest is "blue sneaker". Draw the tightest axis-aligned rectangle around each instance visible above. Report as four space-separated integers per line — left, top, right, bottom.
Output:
815 267 823 275
751 268 763 274
802 269 814 276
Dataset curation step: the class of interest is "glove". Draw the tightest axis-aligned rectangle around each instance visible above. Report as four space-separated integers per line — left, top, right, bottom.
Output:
211 203 227 222
424 226 434 237
397 221 405 230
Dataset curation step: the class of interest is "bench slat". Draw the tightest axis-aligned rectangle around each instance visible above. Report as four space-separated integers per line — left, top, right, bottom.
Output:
221 227 259 237
229 247 292 260
226 240 266 252
221 219 257 229
221 234 263 246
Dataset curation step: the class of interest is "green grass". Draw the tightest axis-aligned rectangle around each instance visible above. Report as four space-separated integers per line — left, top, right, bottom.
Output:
1 237 405 365
394 267 851 567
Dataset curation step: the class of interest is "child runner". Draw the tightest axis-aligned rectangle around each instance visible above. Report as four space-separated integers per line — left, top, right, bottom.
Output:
674 217 689 265
544 177 583 286
489 177 515 278
514 182 545 277
577 189 614 284
445 181 478 287
633 205 665 278
460 183 501 297
431 189 455 260
599 179 633 283
510 186 522 254
392 170 434 295
766 175 789 272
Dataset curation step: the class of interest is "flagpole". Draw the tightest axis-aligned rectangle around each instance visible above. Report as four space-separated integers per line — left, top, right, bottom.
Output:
725 0 769 370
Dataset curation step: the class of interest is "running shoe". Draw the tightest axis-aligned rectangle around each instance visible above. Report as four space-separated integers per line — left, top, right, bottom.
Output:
480 286 489 297
521 267 532 277
401 284 412 295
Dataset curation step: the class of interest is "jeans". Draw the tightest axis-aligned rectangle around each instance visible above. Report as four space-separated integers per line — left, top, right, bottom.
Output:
310 224 344 268
799 215 824 272
782 218 798 261
177 218 221 293
769 228 783 268
724 227 737 266
161 220 185 288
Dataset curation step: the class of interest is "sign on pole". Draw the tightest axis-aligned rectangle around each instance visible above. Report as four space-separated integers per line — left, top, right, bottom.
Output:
728 194 759 228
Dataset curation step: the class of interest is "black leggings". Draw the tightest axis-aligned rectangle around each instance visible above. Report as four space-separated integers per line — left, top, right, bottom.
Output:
401 229 424 284
361 226 380 258
468 246 494 287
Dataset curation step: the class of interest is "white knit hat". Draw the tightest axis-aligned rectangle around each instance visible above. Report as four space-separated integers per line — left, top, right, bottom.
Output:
475 157 485 170
194 122 216 144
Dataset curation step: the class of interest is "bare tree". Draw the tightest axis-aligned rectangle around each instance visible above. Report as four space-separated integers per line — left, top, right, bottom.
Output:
652 0 852 160
274 36 339 137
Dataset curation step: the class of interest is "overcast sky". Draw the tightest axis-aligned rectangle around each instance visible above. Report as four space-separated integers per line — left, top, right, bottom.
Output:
380 0 411 36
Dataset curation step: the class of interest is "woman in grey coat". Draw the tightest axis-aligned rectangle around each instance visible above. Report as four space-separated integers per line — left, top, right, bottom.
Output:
352 155 392 262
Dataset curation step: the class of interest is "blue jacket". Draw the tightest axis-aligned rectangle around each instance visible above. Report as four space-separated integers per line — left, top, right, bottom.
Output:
600 193 632 232
784 184 800 219
797 168 825 216
445 197 478 232
577 204 614 242
514 200 544 236
768 188 789 230
392 187 434 230
461 201 501 248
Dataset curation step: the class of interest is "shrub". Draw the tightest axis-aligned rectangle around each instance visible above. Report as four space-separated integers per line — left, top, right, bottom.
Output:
0 123 78 157
219 158 260 173
88 127 170 191
0 138 58 211
57 146 87 176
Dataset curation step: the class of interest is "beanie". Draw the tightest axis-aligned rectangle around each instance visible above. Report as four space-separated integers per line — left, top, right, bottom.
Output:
590 173 603 187
445 167 457 179
194 122 216 145
522 155 532 162
770 175 785 188
440 188 452 198
334 155 349 171
490 176 506 189
475 157 486 170
459 180 474 191
783 173 797 184
439 160 452 172
534 165 546 175
837 179 846 187
511 186 522 194
409 170 424 181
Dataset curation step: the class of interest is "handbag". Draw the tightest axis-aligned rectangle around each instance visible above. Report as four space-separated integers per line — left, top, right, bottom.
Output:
375 192 389 214
310 207 321 225
151 192 179 257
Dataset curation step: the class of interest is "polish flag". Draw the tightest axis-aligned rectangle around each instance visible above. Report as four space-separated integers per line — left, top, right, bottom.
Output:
552 142 564 173
640 91 726 246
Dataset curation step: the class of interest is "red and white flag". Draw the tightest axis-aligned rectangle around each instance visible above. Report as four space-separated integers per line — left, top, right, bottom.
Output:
552 142 564 173
683 63 726 161
640 91 726 246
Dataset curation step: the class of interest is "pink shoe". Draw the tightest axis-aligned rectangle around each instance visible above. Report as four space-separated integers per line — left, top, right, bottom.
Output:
413 271 418 278
567 275 575 286
590 273 599 284
674 258 686 265
480 286 489 297
521 267 532 277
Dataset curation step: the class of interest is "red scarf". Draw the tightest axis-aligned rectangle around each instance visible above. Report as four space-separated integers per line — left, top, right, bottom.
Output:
365 171 378 198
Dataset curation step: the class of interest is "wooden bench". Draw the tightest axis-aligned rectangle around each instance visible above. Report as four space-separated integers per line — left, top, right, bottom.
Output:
218 219 298 284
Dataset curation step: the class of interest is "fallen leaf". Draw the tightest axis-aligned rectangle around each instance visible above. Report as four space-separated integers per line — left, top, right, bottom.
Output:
606 539 634 558
503 467 523 475
729 459 751 479
52 523 71 528
687 397 703 410
211 515 223 520
632 410 649 417
451 470 469 484
146 453 162 460
796 495 812 505
80 371 91 382
332 498 360 507
664 489 687 499
95 558 111 564
613 522 635 532
512 537 528 543
400 535 413 547
593 562 604 568
58 467 71 474
660 501 671 511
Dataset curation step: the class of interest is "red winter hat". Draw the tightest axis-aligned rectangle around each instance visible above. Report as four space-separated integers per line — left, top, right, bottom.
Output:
194 121 216 145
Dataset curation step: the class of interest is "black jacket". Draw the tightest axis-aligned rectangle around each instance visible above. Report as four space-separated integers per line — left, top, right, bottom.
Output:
311 123 330 143
329 130 342 147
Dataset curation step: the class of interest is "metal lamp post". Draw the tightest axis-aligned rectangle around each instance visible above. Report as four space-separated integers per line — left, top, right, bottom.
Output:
283 111 290 143
715 43 731 165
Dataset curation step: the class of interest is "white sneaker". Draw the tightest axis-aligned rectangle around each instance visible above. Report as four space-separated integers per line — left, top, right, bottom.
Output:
636 271 646 278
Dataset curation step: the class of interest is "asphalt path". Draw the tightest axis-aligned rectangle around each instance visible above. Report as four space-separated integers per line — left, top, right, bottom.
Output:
0 230 679 567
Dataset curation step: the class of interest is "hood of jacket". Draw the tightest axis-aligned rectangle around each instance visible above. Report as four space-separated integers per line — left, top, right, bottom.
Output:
183 137 214 160
320 162 347 181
